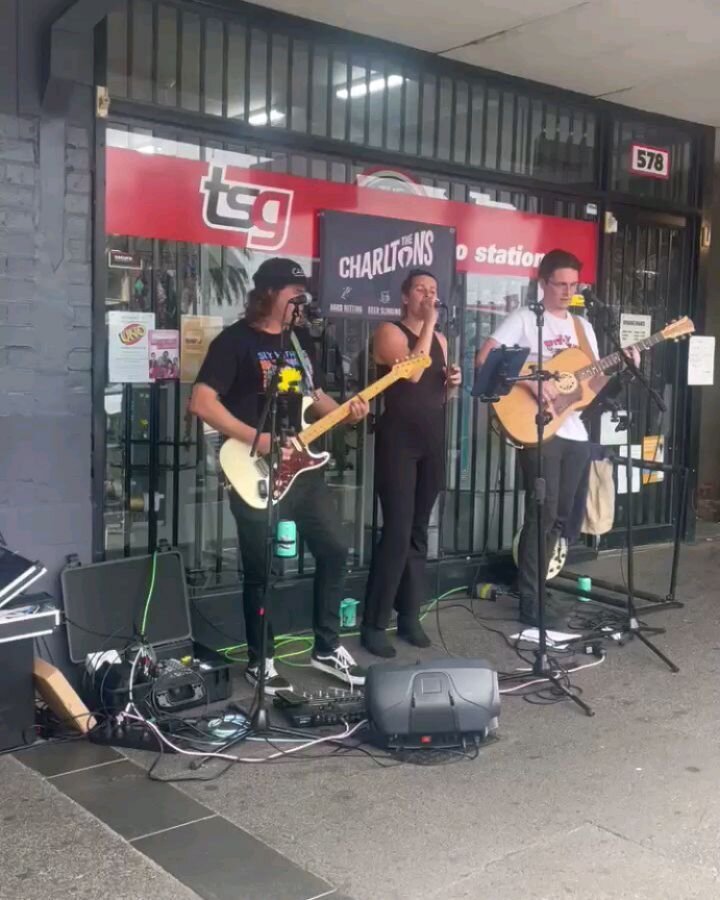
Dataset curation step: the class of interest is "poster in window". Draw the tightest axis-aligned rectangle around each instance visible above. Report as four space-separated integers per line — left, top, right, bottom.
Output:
180 315 224 383
318 211 456 320
108 311 155 383
149 330 180 381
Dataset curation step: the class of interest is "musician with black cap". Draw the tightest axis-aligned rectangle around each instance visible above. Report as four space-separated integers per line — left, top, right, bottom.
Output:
189 257 369 693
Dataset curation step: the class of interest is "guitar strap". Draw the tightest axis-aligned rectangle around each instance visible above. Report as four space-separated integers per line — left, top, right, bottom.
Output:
289 330 321 401
571 314 595 360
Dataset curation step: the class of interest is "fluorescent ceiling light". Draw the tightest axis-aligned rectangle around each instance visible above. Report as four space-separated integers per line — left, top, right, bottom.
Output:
248 109 285 126
337 74 404 100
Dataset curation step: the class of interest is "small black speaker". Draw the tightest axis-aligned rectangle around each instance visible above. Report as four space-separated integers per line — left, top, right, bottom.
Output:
365 658 500 750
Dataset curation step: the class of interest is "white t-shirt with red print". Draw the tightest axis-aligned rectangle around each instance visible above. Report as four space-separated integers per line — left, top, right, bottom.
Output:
490 307 600 442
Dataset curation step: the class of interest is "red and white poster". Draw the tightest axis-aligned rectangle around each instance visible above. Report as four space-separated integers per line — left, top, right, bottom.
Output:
149 330 180 381
106 148 598 282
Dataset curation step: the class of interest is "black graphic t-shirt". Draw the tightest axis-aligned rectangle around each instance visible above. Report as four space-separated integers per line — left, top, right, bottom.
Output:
195 319 323 435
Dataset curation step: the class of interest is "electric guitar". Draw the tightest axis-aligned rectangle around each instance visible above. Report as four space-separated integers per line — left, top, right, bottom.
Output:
219 354 431 508
492 317 695 447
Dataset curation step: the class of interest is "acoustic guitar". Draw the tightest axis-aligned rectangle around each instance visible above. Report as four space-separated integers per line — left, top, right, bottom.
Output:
492 317 695 447
220 354 431 509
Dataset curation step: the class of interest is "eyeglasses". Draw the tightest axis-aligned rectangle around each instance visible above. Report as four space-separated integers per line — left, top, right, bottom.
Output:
547 280 579 293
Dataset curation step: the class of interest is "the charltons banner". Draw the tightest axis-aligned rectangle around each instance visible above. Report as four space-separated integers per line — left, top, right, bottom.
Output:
105 148 598 281
318 212 456 320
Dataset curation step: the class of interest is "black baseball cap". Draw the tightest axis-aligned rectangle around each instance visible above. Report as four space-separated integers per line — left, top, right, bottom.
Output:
253 257 309 291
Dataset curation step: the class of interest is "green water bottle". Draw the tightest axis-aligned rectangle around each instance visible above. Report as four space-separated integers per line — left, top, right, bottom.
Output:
340 598 359 629
275 520 297 558
578 575 592 602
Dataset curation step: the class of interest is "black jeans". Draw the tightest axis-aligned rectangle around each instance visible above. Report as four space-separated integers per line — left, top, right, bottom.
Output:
229 472 347 665
363 417 445 631
517 437 591 613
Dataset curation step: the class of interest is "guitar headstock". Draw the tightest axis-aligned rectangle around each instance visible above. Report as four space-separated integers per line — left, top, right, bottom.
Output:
392 353 432 379
662 316 695 342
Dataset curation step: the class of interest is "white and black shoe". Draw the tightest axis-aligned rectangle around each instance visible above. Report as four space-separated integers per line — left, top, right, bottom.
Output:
245 658 292 696
310 645 366 687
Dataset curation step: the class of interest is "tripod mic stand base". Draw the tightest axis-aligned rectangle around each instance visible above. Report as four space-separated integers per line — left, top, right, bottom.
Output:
616 624 679 673
532 648 595 717
250 705 270 733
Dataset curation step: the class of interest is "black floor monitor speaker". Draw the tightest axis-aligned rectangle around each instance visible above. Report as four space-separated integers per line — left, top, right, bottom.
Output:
365 658 500 750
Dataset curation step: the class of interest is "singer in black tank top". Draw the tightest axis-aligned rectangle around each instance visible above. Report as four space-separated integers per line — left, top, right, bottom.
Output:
361 269 462 658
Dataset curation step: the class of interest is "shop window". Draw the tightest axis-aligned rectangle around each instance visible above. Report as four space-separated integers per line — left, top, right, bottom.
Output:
290 40 310 133
156 5 177 107
107 5 128 98
420 74 436 158
402 72 420 157
226 22 247 121
270 34 290 129
130 0 153 102
100 127 603 574
248 28 268 125
310 46 329 137
203 17 225 117
180 11 201 112
367 60 388 149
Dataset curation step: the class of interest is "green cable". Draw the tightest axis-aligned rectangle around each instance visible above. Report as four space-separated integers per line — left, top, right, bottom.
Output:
219 586 468 665
139 552 158 639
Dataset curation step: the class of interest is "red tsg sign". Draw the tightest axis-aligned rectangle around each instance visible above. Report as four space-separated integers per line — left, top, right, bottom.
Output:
106 147 598 281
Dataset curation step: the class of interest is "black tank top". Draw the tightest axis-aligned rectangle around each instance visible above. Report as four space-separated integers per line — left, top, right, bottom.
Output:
378 321 446 425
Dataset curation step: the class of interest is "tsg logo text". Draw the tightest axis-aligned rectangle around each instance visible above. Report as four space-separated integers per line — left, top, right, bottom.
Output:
200 166 293 251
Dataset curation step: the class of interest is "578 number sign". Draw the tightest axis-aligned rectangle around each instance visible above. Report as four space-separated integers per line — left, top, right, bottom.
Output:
630 144 670 180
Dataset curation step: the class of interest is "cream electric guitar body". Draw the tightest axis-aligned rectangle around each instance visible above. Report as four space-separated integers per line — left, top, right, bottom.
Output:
219 355 431 509
492 317 694 447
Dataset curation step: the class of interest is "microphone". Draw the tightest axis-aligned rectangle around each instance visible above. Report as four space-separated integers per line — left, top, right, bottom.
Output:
304 299 324 323
581 288 605 310
288 293 310 306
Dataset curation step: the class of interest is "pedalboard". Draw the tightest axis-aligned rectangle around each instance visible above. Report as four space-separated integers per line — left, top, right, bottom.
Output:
273 688 366 728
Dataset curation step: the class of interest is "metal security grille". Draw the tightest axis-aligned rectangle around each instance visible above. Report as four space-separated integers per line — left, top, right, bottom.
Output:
599 208 692 541
105 0 599 186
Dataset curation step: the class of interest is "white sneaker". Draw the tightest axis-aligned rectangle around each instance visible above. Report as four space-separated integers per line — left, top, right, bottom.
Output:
310 645 366 687
245 658 292 695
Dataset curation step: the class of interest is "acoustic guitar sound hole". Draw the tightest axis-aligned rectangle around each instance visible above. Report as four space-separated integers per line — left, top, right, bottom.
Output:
554 372 578 395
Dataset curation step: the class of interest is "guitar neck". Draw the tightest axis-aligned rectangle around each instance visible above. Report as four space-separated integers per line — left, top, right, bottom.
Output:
298 369 403 445
577 330 667 379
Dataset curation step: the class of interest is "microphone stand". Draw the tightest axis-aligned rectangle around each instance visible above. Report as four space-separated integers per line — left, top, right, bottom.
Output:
472 305 593 715
248 301 305 731
192 305 303 772
588 300 678 673
520 300 594 715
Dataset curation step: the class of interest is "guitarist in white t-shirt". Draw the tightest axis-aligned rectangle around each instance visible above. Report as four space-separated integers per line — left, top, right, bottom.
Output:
475 249 637 628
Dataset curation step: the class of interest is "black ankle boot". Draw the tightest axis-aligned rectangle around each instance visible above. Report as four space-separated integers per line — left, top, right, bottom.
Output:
397 617 431 648
361 626 396 658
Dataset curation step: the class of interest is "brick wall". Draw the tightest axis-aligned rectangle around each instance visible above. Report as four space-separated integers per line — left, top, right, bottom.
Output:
0 109 94 581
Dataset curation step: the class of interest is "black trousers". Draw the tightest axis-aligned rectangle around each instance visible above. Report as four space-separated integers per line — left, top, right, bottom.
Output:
517 437 591 612
229 472 347 665
363 417 445 631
